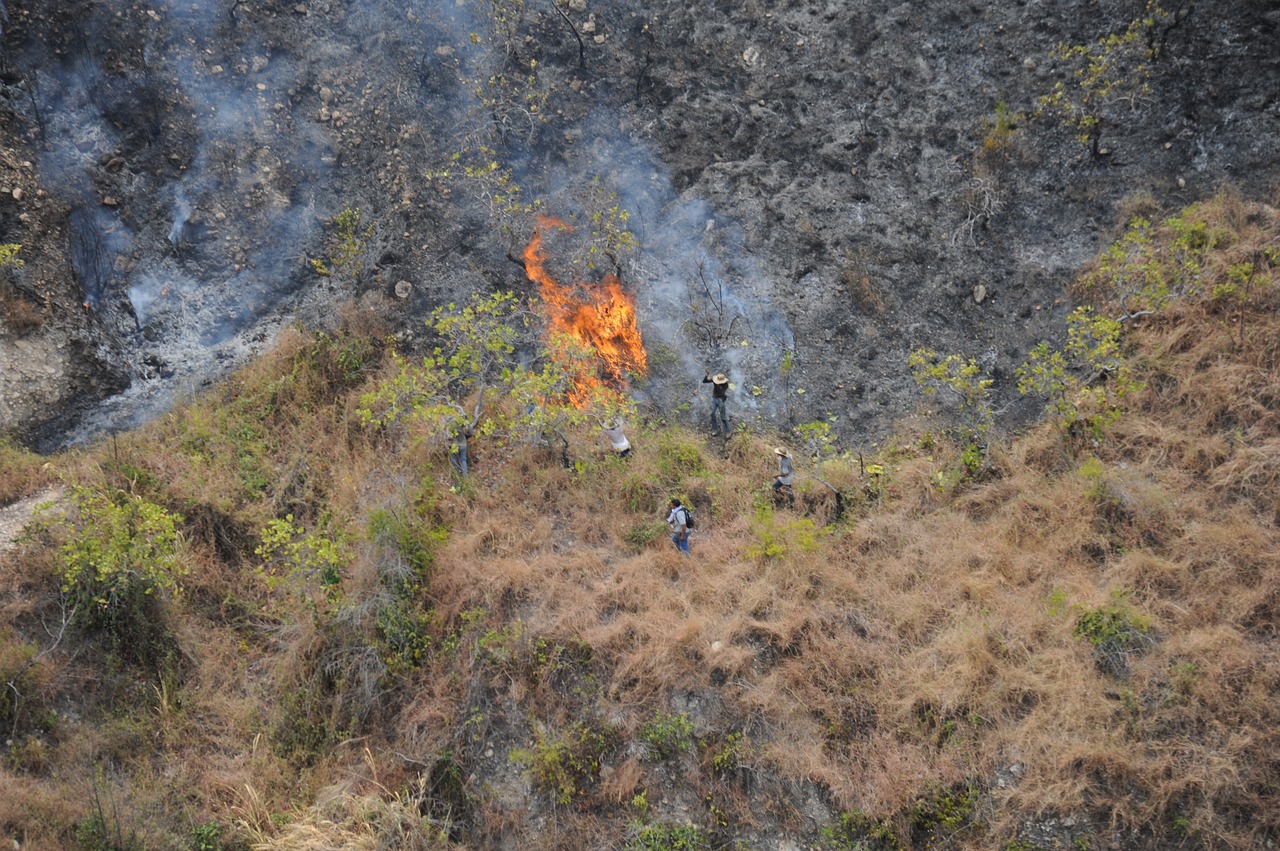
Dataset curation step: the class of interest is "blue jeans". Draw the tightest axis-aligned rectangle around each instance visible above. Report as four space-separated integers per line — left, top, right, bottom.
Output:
450 440 469 476
710 397 729 434
671 532 690 554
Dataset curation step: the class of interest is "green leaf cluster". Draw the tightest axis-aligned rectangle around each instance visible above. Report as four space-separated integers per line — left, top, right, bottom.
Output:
908 348 994 449
1016 307 1139 441
255 513 350 604
511 721 612 805
746 504 823 561
0 243 24 268
822 810 902 850
639 711 694 761
1035 2 1173 152
1074 594 1152 652
52 486 185 626
625 822 706 851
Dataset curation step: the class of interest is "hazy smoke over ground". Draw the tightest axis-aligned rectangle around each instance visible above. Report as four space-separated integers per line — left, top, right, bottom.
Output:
18 0 795 440
526 117 796 422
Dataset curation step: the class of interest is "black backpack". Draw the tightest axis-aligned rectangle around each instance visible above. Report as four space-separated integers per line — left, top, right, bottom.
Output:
680 505 696 531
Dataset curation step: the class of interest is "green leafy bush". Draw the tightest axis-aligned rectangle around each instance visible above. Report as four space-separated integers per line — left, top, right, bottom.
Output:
908 348 994 464
708 731 749 775
45 487 185 662
625 821 706 851
822 810 901 850
1075 597 1151 649
639 711 694 761
255 514 349 605
512 721 613 804
654 433 707 483
624 521 666 551
746 504 822 561
910 783 978 846
1017 307 1139 442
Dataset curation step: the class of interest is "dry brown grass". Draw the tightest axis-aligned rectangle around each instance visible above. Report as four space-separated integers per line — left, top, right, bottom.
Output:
0 437 49 505
3 201 1279 849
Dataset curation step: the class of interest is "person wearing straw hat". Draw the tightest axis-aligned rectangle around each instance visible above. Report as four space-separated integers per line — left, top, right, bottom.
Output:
772 446 796 507
701 370 731 435
600 417 631 459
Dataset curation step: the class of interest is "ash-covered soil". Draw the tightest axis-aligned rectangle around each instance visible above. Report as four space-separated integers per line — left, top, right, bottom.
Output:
1 0 1277 447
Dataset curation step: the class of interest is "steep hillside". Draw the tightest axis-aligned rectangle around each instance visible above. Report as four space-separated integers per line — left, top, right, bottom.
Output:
1 195 1277 850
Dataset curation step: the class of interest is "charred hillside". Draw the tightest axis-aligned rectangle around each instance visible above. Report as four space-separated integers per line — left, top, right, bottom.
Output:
1 0 1278 446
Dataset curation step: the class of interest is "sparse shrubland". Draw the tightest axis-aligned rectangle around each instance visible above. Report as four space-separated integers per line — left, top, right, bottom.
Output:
1 194 1278 849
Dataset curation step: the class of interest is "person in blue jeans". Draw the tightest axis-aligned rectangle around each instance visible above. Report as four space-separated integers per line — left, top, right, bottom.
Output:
666 497 691 554
702 371 730 435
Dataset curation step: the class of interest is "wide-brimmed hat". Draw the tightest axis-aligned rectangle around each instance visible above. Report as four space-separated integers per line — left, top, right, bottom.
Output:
712 373 729 385
774 447 790 457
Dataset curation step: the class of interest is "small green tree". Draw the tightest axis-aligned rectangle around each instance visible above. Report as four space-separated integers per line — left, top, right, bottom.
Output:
359 291 528 474
255 513 350 607
1035 2 1184 156
310 206 379 284
908 348 994 471
46 486 185 658
504 331 634 467
1080 213 1219 320
794 418 847 521
1016 307 1140 441
1211 248 1279 353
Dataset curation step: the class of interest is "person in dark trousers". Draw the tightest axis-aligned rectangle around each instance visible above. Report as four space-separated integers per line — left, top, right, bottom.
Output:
666 497 691 554
772 446 795 507
702 371 730 435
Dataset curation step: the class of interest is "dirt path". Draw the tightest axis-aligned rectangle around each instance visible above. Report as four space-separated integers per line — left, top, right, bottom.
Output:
0 487 63 554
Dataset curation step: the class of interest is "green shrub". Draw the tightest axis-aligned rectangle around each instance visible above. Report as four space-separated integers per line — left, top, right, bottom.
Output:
75 776 143 851
0 631 55 749
1017 307 1139 442
512 721 613 804
255 514 349 605
624 521 666 551
708 731 748 775
910 783 977 846
908 348 994 461
190 821 223 851
0 436 45 504
640 711 694 761
625 821 706 851
42 487 184 663
746 504 823 560
376 596 434 674
1075 593 1152 675
654 433 707 483
821 810 901 850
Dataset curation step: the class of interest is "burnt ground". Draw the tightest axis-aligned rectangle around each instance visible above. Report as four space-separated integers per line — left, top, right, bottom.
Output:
1 0 1278 448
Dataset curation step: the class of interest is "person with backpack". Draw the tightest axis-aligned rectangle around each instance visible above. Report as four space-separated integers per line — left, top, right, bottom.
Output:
666 497 692 554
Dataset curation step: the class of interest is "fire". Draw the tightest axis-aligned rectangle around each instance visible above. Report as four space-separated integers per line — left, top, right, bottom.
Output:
522 216 647 405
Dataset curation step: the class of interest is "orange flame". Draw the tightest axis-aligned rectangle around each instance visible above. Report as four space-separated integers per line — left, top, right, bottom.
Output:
523 216 647 405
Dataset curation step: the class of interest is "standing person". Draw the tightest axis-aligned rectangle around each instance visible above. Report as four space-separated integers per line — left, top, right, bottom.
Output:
701 370 731 435
600 418 631 459
772 446 795 507
666 497 691 554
